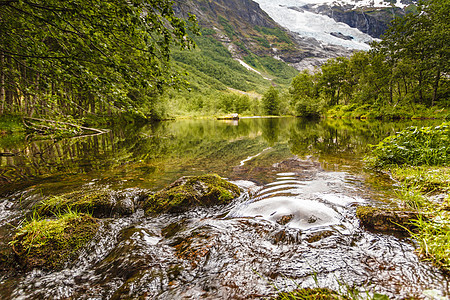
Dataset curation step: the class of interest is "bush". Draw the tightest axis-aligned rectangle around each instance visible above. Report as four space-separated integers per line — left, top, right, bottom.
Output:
367 122 450 168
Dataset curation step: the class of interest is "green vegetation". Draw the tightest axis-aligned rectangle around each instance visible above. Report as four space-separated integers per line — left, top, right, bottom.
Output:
143 174 240 215
0 115 23 134
274 288 347 299
366 123 450 271
262 86 280 115
273 287 389 299
9 212 99 270
0 0 197 121
367 123 449 168
289 0 449 119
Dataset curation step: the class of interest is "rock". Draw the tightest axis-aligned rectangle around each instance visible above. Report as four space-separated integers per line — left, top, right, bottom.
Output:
330 32 354 41
10 213 99 271
276 214 293 225
36 189 138 218
143 174 241 215
356 206 424 232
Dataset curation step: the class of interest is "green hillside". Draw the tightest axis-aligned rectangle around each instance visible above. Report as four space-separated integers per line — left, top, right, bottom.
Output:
165 27 298 117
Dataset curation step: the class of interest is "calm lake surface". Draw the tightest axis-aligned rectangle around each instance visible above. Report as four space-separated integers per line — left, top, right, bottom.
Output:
0 117 448 299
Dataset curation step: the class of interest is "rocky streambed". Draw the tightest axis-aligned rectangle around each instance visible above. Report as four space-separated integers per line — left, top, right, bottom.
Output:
1 157 448 299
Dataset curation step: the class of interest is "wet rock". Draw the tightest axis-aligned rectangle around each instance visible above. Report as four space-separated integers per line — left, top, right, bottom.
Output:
143 174 241 215
170 230 216 268
305 230 334 243
356 206 424 232
270 228 301 244
36 189 138 218
10 213 99 271
276 214 293 225
273 157 322 173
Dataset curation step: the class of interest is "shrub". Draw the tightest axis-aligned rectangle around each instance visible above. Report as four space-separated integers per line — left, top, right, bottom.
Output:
367 123 450 168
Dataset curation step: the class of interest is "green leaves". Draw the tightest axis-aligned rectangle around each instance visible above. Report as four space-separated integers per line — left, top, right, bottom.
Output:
368 122 450 168
0 0 197 117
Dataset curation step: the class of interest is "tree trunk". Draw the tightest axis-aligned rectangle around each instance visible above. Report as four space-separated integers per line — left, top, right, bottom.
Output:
0 51 5 115
432 69 440 107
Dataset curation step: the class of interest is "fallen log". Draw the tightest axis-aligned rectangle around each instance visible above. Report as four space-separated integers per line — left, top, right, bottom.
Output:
23 117 109 135
0 152 15 157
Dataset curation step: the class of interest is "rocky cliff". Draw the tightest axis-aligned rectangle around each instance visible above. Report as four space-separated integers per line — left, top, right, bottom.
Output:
174 0 352 71
307 5 407 38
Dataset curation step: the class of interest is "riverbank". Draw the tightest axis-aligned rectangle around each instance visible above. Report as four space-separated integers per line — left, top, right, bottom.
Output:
365 122 449 272
325 104 450 120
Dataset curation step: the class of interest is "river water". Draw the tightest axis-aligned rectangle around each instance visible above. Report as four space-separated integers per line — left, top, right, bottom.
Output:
0 118 448 299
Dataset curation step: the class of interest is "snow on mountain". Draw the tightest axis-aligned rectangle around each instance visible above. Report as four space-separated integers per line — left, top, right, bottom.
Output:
252 0 404 50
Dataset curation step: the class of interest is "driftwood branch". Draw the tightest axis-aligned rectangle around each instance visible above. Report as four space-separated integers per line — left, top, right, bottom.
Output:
0 152 15 156
23 117 109 135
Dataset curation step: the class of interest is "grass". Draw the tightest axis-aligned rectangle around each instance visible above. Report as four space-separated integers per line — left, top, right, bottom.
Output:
366 122 450 168
411 214 450 270
9 210 99 270
367 123 450 272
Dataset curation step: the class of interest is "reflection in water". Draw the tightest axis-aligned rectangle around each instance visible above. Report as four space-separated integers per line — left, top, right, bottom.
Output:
0 118 448 299
0 118 439 193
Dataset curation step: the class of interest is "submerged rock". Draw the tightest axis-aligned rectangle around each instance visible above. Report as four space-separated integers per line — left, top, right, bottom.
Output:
143 174 241 215
10 213 99 271
36 189 137 218
356 206 424 232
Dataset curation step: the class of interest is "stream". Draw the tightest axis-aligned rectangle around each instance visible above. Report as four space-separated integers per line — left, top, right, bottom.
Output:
0 118 448 299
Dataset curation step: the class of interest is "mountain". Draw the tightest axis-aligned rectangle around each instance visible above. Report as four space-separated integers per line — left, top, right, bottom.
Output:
170 0 415 94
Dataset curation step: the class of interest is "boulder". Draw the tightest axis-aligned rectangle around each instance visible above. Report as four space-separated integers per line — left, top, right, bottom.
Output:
36 189 137 218
144 174 240 215
356 206 424 232
10 213 99 271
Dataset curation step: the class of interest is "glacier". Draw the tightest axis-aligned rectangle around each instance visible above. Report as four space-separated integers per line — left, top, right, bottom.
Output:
252 0 404 50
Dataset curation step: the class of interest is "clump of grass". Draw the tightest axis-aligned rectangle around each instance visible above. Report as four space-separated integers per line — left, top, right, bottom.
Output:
410 214 450 271
9 210 99 270
367 122 449 168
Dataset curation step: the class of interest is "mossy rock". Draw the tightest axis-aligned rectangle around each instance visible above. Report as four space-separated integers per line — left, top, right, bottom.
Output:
36 189 136 218
356 206 424 232
144 174 240 215
10 213 99 271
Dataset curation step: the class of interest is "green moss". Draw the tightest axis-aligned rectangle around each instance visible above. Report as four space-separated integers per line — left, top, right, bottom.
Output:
36 189 134 217
144 174 240 215
273 288 347 299
10 212 99 270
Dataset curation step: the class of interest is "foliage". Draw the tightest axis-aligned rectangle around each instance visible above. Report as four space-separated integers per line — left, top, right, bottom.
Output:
171 35 269 93
0 115 23 133
288 0 449 118
367 123 450 168
0 0 198 119
290 71 324 118
262 86 280 116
